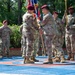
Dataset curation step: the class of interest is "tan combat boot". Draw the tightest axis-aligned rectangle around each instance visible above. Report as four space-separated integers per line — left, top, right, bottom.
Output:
43 58 53 64
31 56 39 62
53 57 60 62
70 53 74 61
60 56 65 63
25 57 34 64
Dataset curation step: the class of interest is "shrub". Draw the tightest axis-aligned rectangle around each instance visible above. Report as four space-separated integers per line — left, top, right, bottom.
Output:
9 25 21 48
0 23 21 48
0 22 2 26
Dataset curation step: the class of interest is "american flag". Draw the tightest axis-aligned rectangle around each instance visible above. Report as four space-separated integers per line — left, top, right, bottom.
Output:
26 0 40 19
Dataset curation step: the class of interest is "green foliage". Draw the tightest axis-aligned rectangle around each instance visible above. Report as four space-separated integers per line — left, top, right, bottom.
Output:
0 0 26 25
9 25 21 48
0 0 75 25
39 0 75 18
0 23 2 26
0 23 21 48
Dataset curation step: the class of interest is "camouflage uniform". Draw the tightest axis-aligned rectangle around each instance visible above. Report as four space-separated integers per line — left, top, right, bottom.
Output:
32 30 39 57
62 13 75 60
0 36 2 57
40 12 58 63
22 12 39 63
52 17 65 62
0 26 12 57
20 25 23 53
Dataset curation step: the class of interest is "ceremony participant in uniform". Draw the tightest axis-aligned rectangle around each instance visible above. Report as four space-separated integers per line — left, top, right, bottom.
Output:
22 5 39 64
62 6 75 61
0 33 2 58
38 5 58 64
52 11 65 63
0 20 12 57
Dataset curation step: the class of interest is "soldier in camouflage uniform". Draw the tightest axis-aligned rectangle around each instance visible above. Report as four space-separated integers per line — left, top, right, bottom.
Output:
52 11 65 63
22 5 39 64
31 29 39 61
62 6 75 61
20 25 23 53
20 24 39 63
0 20 12 57
38 5 58 64
0 34 2 58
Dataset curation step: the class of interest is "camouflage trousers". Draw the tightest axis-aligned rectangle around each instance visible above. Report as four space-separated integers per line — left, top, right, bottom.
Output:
52 36 64 57
0 38 2 55
2 39 10 55
32 35 39 57
44 35 53 59
65 33 75 54
22 34 34 58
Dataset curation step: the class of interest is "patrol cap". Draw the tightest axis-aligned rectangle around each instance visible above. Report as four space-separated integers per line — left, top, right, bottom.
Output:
68 6 74 10
41 5 49 10
53 11 59 15
27 5 35 10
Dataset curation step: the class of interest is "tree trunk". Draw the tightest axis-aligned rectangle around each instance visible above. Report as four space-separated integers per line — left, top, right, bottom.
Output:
18 0 22 25
7 0 11 24
7 0 10 12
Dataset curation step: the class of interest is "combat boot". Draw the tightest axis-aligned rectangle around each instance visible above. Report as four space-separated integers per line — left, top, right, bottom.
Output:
43 58 53 64
25 57 34 64
31 56 39 62
53 57 60 62
6 52 10 57
23 57 26 64
70 53 74 61
67 53 71 60
60 56 65 63
0 55 3 58
0 53 3 58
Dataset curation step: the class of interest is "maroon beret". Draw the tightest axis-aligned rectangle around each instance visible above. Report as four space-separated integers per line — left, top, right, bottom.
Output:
53 11 59 15
41 5 48 9
3 20 7 24
27 5 35 10
68 6 74 10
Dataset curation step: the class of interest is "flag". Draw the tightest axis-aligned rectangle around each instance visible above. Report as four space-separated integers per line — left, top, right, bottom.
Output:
33 0 41 19
25 0 40 19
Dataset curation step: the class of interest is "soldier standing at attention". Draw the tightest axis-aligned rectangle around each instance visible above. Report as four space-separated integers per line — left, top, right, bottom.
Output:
62 6 75 61
38 5 58 64
0 32 2 58
22 5 39 64
0 20 12 57
52 11 65 63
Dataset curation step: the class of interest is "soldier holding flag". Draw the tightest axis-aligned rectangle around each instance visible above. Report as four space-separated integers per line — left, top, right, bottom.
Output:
62 6 75 61
22 5 39 64
38 5 59 64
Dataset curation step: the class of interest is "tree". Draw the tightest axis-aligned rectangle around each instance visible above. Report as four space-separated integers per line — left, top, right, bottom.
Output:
18 0 22 25
0 0 75 24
